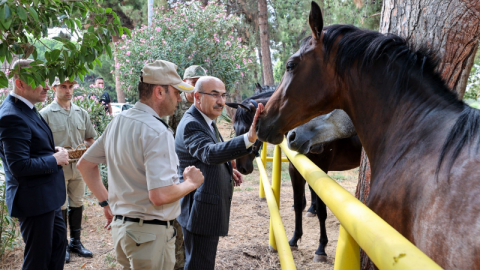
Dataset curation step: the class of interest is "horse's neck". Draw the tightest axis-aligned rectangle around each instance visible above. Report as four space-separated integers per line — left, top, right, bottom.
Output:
343 77 464 171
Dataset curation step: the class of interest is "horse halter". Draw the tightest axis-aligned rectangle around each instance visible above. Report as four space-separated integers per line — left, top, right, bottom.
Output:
250 99 259 109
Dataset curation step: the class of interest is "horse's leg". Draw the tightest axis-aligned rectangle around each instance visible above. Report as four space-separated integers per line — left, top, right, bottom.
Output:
306 185 317 217
288 163 305 249
291 191 307 212
313 193 329 262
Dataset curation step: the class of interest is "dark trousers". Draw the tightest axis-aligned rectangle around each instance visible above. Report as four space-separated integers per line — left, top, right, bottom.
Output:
182 227 220 270
18 208 67 270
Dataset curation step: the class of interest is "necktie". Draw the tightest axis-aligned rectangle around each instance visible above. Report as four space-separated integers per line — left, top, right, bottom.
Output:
32 107 41 120
211 122 221 142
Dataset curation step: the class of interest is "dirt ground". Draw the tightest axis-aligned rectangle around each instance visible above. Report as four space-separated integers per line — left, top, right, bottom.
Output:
0 121 360 270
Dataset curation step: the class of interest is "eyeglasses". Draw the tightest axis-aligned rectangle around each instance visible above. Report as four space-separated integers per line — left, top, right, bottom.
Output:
198 92 230 99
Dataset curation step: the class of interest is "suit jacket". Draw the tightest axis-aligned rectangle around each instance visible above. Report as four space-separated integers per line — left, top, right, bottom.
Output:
0 95 65 218
175 105 251 236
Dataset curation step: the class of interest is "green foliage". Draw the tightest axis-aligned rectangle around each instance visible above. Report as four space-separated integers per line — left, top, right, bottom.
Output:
270 0 383 83
115 3 255 94
0 164 21 260
70 87 114 137
0 0 130 89
321 0 382 29
464 63 480 102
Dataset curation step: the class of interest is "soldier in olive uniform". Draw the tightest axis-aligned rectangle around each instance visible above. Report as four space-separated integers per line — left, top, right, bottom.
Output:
162 65 207 134
161 65 206 270
40 78 97 263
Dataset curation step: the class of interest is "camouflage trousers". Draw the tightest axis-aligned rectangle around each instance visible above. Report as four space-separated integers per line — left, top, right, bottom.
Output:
174 219 185 270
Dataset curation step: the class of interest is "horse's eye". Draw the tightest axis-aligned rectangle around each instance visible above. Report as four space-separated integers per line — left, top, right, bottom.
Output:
286 62 297 71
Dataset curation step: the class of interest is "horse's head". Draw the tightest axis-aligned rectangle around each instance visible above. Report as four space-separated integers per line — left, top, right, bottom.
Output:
226 99 264 175
287 109 356 154
257 2 340 144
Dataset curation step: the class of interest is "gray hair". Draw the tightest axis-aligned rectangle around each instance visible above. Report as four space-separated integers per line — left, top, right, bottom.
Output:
11 59 34 92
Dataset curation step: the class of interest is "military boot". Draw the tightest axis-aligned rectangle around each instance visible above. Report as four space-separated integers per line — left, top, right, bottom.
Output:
68 206 93 258
62 209 70 263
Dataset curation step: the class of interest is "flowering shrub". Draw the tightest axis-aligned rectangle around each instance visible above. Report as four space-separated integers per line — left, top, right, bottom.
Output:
115 2 254 93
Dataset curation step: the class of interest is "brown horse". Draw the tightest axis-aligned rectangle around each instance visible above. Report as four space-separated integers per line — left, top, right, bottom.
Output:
256 2 480 269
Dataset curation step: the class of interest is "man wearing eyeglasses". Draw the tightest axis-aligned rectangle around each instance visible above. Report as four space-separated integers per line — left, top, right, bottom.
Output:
175 76 264 269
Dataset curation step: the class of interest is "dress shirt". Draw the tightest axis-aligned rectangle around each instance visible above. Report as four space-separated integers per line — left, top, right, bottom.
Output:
195 106 254 148
10 91 34 109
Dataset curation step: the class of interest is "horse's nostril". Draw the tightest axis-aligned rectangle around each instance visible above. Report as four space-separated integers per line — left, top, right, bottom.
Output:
238 167 246 174
288 131 296 142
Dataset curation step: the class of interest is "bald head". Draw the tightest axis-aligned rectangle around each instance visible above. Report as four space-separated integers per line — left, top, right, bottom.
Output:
194 76 227 120
194 76 225 94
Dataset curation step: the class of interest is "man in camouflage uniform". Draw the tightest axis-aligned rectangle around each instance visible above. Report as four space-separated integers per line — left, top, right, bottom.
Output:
163 65 207 135
161 65 206 270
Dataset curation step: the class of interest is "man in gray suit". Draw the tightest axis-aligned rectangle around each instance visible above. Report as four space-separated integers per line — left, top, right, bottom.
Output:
175 76 263 269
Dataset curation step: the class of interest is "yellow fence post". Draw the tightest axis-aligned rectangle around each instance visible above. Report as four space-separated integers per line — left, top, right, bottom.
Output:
259 142 267 199
269 145 282 251
334 225 360 270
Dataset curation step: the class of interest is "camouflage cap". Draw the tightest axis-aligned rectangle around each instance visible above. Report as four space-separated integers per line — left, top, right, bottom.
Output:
183 65 207 79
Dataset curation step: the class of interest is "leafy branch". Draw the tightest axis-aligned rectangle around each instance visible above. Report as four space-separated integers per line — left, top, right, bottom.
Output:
0 0 131 88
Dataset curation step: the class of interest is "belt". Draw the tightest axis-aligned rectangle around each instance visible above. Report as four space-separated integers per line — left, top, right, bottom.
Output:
114 215 173 226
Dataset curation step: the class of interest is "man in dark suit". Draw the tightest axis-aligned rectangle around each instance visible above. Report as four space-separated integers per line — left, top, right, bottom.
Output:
175 76 263 269
0 60 69 270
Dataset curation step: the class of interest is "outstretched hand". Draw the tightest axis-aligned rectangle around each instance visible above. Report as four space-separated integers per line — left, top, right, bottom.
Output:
247 103 264 143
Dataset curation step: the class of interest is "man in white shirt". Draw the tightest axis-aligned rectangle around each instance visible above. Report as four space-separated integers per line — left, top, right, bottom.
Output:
77 60 204 270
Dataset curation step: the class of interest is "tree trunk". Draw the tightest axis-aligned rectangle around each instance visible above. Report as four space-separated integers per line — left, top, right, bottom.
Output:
258 0 274 85
225 87 243 120
380 0 480 97
115 57 126 103
356 1 480 269
112 35 126 103
355 150 375 270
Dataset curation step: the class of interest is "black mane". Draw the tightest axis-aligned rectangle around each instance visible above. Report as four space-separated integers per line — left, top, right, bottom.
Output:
301 24 479 180
233 90 275 134
315 24 462 107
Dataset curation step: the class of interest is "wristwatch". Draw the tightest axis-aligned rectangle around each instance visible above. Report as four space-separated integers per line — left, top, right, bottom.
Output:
98 200 109 207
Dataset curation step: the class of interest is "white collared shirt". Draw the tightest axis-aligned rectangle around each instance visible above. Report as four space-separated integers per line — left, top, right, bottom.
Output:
195 106 254 148
10 91 34 109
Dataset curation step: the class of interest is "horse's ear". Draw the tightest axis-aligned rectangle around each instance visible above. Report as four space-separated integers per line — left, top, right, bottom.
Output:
309 1 324 40
237 104 251 111
225 102 239 109
255 83 262 92
226 102 251 111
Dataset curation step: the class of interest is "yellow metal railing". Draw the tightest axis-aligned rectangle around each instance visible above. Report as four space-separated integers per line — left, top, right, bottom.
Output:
255 148 296 269
256 140 443 270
